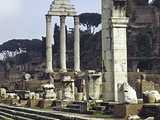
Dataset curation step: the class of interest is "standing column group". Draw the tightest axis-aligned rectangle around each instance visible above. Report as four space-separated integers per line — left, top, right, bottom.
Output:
45 15 80 73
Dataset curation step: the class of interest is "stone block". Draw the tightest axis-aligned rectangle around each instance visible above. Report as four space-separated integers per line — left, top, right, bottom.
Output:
103 82 114 101
26 99 39 108
1 99 19 105
64 101 89 113
75 92 83 101
38 99 53 108
113 104 143 119
52 100 64 111
141 80 155 93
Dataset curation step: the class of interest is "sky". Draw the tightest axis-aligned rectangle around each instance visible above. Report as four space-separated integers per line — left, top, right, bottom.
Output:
0 0 101 44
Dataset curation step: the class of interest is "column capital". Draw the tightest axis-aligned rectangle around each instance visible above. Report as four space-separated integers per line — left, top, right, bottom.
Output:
46 15 52 22
74 16 79 25
111 17 129 28
60 16 66 23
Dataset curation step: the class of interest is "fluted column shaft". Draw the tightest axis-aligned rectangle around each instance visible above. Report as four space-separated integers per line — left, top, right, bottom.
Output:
60 16 67 72
46 15 53 73
74 16 80 72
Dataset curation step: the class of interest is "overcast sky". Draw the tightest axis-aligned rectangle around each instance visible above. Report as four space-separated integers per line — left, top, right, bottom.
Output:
0 0 101 44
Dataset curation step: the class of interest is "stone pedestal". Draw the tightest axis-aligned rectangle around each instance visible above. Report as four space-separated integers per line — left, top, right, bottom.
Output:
112 17 129 101
87 72 102 100
74 16 80 72
0 88 7 99
62 76 75 101
46 15 53 73
75 78 87 101
60 16 67 72
41 84 56 100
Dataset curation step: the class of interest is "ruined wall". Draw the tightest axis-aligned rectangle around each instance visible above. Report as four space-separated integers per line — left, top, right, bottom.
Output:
127 1 160 72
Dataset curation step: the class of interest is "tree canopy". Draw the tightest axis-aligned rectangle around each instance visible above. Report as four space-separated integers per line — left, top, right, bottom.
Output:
152 0 160 8
0 39 42 53
79 13 101 34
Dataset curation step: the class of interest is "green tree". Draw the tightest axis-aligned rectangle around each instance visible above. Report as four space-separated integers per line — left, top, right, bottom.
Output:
136 32 152 57
79 13 101 34
152 0 160 8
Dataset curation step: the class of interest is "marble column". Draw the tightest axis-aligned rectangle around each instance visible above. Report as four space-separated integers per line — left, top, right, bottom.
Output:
102 0 129 102
46 15 53 73
102 0 114 102
60 16 67 72
74 16 80 72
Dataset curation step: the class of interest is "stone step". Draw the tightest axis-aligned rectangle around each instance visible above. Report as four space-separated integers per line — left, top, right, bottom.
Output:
0 114 13 120
0 105 59 120
0 110 34 120
63 107 80 113
93 106 106 111
72 101 87 104
64 101 89 113
0 110 14 119
15 110 56 120
0 107 34 120
0 104 104 120
14 115 34 120
66 104 81 109
52 106 62 111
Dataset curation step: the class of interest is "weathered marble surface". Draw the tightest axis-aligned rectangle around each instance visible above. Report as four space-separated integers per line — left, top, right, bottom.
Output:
102 0 129 102
60 16 67 72
46 15 54 73
87 72 102 100
74 16 80 72
46 0 80 73
48 0 76 16
42 84 56 100
62 76 75 101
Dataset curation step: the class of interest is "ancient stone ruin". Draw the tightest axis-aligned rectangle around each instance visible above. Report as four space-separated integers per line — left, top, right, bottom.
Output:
0 0 159 120
45 0 80 73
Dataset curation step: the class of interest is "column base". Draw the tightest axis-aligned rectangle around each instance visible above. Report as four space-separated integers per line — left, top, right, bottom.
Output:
74 69 81 73
60 68 67 73
45 68 54 73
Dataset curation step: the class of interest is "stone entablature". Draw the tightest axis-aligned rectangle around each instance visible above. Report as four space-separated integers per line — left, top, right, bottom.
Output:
48 0 76 16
